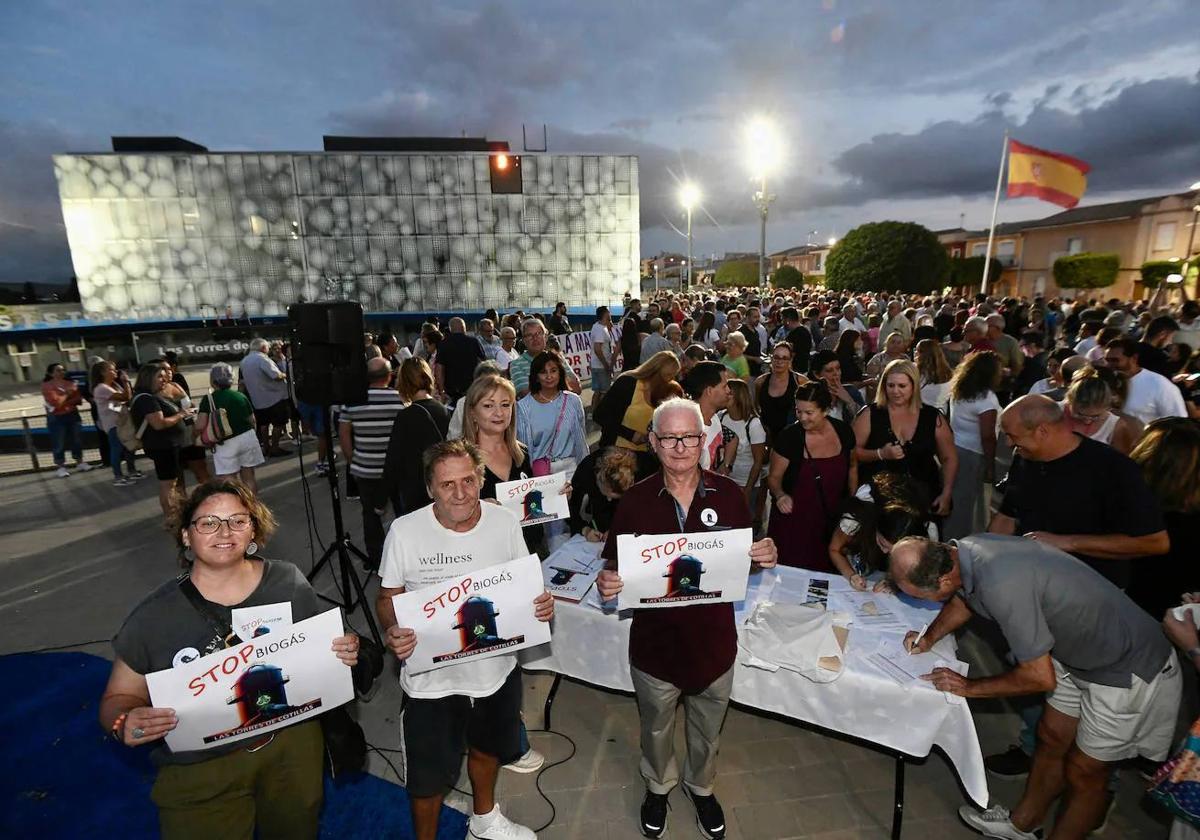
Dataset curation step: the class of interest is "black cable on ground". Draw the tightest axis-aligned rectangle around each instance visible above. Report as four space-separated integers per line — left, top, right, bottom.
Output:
366 728 578 834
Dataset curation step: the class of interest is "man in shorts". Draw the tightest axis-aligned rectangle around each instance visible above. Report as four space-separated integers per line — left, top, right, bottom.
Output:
891 534 1181 840
240 338 290 456
376 439 554 840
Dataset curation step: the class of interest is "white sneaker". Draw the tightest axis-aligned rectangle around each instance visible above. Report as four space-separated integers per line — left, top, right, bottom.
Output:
502 748 545 774
55 466 71 478
958 805 1040 839
75 461 94 472
469 807 534 840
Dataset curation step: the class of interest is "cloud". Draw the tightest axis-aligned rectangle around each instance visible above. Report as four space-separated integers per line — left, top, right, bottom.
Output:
825 73 1200 205
0 120 99 283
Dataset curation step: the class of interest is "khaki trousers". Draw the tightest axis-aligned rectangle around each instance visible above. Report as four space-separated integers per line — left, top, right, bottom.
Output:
631 664 734 796
150 719 324 840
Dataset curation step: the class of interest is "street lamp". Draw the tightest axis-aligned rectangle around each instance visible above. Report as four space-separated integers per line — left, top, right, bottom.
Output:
745 116 782 290
679 182 700 291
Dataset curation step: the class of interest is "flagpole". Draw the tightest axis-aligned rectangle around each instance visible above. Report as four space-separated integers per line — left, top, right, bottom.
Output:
981 129 1009 297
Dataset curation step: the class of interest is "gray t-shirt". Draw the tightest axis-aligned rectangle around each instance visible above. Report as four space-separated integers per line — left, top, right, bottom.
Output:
956 534 1170 688
239 351 289 409
640 332 673 359
112 558 322 765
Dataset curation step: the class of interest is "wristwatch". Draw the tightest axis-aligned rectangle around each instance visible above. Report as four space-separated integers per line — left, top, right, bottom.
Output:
1186 646 1200 662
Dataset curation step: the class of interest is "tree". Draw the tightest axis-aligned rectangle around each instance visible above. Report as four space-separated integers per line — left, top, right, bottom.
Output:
824 221 950 294
1140 260 1178 290
1053 253 1120 291
771 264 805 289
713 259 760 288
949 256 1003 291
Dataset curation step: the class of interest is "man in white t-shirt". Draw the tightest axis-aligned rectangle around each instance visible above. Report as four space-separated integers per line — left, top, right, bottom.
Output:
376 439 553 840
590 305 616 413
1105 338 1186 425
488 326 520 372
684 361 732 471
837 302 867 335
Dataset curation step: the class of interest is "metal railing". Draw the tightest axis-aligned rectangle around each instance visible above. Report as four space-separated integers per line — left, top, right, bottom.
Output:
0 406 109 476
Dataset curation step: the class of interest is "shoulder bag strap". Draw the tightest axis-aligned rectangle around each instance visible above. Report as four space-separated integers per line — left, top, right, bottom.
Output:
177 574 234 641
411 401 446 442
545 392 569 453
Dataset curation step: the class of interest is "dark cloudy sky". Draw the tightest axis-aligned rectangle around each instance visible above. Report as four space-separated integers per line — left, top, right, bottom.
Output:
2 0 1198 284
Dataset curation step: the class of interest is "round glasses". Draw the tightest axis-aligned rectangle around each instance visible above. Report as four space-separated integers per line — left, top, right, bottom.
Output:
190 513 253 534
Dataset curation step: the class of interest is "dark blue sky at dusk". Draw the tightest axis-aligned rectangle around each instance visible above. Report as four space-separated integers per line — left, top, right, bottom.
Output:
1 0 1198 284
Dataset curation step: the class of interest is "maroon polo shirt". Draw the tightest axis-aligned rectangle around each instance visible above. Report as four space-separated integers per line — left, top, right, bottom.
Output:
602 468 752 693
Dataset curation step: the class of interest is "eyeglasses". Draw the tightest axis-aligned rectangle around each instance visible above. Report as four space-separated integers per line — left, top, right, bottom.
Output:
190 513 253 534
1072 411 1105 425
654 433 704 450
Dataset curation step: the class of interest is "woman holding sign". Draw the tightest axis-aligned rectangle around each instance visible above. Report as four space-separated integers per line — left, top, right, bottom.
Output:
766 381 858 570
98 480 360 839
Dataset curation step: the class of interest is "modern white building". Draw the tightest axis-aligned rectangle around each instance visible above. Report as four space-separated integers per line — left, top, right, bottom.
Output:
53 136 640 320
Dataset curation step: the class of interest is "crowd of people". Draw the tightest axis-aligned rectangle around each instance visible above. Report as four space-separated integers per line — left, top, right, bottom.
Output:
88 283 1200 839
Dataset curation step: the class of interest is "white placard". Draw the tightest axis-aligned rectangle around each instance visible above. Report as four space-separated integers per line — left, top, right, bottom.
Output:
391 553 551 675
495 471 570 527
616 528 753 609
543 535 604 602
230 602 293 642
146 608 352 753
558 326 624 385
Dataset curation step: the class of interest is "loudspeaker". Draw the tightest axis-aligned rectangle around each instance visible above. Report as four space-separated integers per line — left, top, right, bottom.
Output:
288 301 369 406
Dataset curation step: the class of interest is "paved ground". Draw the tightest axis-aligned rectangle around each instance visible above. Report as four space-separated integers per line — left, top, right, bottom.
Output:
0 411 1176 838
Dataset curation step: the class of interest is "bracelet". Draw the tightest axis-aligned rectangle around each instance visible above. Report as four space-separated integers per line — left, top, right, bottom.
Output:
1186 647 1200 661
876 448 883 461
110 712 128 743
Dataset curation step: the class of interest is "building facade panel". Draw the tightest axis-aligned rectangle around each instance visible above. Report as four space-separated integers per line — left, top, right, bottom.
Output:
54 151 640 319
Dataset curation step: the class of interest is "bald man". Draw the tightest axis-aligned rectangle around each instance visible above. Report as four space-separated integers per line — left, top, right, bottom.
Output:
338 356 407 570
891 535 1179 840
435 317 486 403
981 394 1168 782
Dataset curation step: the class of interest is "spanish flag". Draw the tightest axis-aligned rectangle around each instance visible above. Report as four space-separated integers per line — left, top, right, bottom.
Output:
1007 139 1090 208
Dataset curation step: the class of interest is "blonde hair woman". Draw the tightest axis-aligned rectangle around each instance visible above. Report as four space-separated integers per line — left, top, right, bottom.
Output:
852 358 957 516
593 350 683 451
462 373 529 498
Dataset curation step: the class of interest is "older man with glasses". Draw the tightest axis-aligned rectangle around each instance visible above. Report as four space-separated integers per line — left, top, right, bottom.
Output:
509 318 580 399
597 397 777 839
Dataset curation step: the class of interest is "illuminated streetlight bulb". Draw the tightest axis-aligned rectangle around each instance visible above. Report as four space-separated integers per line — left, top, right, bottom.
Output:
744 116 783 180
679 182 701 210
827 237 837 246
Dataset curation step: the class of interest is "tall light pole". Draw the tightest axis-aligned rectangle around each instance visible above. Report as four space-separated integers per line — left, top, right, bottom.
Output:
745 117 782 291
680 182 700 292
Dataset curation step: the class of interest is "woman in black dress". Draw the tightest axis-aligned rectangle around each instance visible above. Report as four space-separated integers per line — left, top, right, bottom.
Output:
852 358 957 518
754 342 808 445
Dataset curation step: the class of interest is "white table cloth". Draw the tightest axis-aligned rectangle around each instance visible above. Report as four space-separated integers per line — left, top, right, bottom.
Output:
522 565 988 807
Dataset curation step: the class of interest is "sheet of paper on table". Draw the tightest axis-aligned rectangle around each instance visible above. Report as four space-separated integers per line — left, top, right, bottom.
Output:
862 636 970 704
827 590 908 634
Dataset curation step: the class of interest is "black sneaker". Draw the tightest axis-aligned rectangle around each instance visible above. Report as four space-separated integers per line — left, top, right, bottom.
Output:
985 744 1032 779
639 791 668 839
683 787 726 839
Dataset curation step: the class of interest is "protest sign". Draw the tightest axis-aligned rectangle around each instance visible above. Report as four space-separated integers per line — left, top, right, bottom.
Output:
230 602 293 642
146 608 352 753
616 528 753 609
495 471 570 527
391 553 551 675
558 326 623 386
542 534 604 602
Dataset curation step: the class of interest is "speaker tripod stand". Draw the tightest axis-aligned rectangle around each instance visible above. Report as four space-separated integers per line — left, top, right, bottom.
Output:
306 414 383 650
